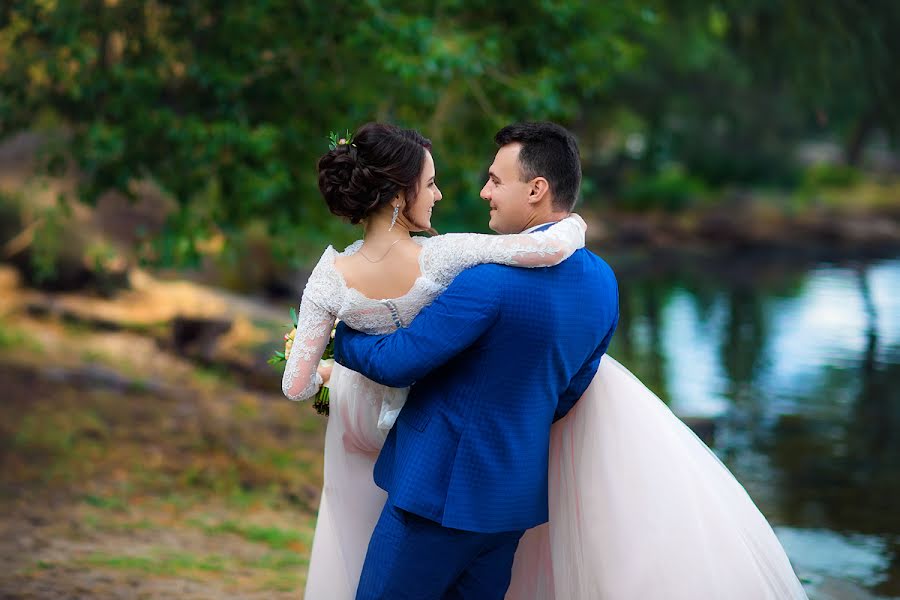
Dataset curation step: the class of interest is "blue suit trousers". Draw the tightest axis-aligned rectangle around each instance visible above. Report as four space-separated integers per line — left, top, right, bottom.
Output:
356 499 526 600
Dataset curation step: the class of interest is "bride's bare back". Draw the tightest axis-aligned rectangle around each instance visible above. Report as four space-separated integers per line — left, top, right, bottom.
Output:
333 239 423 300
281 215 586 402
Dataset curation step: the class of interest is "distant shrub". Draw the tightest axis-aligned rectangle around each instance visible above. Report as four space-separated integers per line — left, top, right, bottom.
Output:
0 322 27 351
4 198 129 295
28 205 66 285
619 167 708 212
802 163 862 189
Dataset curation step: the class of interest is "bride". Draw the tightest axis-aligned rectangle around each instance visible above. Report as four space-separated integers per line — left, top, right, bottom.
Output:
282 122 807 599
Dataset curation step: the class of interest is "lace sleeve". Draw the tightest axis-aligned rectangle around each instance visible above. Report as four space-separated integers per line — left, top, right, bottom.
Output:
420 214 587 287
281 249 340 401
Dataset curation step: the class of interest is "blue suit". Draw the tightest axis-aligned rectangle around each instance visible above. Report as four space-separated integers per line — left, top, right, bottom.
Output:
334 230 618 599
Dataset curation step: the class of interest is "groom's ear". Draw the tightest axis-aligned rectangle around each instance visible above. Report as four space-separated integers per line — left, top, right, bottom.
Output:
527 177 550 205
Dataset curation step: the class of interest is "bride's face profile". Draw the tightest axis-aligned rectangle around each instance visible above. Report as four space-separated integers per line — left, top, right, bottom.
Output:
404 150 442 231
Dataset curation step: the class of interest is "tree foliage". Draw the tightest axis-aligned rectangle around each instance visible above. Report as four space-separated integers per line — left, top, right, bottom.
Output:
1 1 897 265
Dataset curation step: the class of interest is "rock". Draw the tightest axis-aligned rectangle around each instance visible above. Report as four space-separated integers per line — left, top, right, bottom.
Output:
38 364 167 395
695 212 746 243
5 222 130 296
171 316 232 361
26 300 124 331
842 217 900 245
0 265 20 296
810 576 879 600
93 185 174 249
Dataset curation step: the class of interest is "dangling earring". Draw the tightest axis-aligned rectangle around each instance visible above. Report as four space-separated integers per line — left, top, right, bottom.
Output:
388 204 400 231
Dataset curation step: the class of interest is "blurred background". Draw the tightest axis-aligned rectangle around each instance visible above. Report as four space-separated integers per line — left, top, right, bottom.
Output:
0 1 898 598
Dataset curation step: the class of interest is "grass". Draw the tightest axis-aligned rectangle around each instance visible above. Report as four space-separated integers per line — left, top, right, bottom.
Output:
12 407 109 476
1 342 321 597
190 519 312 551
6 369 320 495
263 572 303 592
193 364 234 386
5 385 322 505
13 411 83 460
130 377 154 392
83 548 308 575
231 395 260 419
80 348 109 364
251 551 308 569
83 494 128 511
0 319 44 354
83 513 155 532
813 179 900 211
84 551 229 575
0 324 27 350
78 547 308 588
59 503 314 594
71 549 306 595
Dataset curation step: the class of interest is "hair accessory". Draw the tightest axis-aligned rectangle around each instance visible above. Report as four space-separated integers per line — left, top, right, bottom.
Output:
328 130 355 150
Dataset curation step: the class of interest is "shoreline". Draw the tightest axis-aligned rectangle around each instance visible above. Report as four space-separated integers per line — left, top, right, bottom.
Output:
583 205 900 274
587 207 899 250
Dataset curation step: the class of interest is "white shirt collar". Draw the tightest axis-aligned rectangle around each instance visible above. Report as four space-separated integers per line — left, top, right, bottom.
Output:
523 221 560 234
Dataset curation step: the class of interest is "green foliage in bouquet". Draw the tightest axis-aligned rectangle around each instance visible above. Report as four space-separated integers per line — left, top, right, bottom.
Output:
314 333 335 417
268 307 298 366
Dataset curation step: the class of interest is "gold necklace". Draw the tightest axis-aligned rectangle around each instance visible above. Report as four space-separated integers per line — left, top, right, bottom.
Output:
357 238 407 263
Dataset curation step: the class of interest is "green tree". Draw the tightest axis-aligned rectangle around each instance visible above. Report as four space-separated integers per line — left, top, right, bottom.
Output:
0 0 655 264
2 1 897 266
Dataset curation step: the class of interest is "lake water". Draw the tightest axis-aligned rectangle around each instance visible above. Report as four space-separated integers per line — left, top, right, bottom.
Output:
603 252 900 598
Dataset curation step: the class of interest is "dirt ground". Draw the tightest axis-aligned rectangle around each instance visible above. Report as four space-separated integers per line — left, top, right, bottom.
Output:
0 267 326 598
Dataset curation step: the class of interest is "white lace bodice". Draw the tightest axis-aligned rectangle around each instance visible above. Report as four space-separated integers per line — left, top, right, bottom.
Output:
281 215 586 401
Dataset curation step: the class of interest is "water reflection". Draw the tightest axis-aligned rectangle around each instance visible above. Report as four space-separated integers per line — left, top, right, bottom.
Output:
776 528 892 589
604 254 900 597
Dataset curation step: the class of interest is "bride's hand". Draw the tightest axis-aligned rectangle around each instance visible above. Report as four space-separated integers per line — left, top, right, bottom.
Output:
317 359 334 385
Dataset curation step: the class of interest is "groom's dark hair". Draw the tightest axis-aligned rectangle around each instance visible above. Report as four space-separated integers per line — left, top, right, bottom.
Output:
494 122 581 211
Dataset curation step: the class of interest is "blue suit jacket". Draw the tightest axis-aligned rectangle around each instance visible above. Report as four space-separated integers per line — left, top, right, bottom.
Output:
334 234 619 533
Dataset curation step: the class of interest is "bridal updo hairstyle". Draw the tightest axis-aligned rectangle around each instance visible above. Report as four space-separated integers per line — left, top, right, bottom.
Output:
317 123 433 225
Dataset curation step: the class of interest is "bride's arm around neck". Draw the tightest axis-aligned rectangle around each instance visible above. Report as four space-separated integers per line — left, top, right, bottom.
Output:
419 213 586 287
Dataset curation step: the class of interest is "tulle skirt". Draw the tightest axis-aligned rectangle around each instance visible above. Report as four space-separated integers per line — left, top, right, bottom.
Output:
304 358 808 599
506 355 807 599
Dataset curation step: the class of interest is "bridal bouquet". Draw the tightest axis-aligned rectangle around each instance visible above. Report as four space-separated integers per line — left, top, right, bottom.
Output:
269 307 335 416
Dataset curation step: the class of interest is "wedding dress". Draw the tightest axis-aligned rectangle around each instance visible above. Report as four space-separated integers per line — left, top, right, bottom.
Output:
505 354 808 599
282 216 588 599
281 216 807 600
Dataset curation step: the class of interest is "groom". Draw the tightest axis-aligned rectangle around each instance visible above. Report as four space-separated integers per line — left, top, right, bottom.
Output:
334 122 619 599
